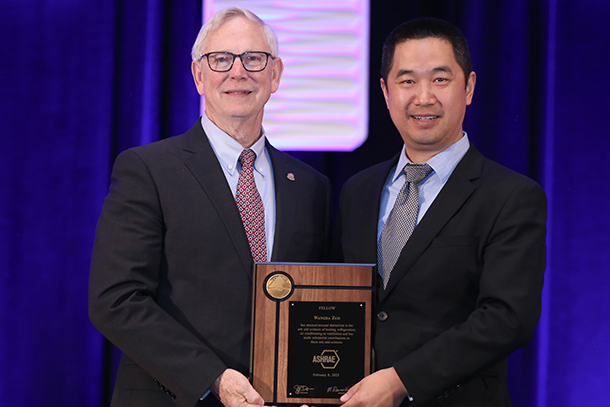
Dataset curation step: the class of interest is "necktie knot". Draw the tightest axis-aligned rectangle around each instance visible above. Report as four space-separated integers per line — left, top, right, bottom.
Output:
404 163 433 184
239 149 256 168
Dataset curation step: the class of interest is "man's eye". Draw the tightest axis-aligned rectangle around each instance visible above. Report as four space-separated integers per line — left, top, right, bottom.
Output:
434 78 447 83
215 57 228 63
246 55 261 62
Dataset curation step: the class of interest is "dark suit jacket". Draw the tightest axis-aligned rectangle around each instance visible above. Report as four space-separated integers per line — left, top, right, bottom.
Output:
336 145 546 406
89 120 331 407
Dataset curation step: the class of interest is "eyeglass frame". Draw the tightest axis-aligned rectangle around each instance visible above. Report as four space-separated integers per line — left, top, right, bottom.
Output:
198 51 275 73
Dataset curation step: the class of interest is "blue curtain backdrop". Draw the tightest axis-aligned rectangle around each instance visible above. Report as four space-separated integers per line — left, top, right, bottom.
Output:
1 0 609 406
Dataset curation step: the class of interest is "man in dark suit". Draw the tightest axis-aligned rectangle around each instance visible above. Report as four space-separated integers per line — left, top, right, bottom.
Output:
89 7 330 407
335 18 546 407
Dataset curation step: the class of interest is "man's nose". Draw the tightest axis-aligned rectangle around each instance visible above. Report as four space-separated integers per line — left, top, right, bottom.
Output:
229 56 248 77
415 83 436 106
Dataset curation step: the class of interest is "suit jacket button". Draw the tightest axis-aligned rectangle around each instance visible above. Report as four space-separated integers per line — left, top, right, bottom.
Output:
377 311 389 321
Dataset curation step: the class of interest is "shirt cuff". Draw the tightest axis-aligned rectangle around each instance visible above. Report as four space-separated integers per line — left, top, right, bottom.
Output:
201 389 211 400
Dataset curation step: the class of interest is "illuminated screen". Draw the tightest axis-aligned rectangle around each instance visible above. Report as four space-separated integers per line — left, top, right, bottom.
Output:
202 0 370 151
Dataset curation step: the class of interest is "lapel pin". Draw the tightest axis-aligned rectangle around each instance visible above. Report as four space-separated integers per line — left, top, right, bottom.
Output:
287 173 295 181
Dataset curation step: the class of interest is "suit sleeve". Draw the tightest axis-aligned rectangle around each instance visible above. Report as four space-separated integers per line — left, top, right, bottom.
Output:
394 178 547 403
89 150 226 407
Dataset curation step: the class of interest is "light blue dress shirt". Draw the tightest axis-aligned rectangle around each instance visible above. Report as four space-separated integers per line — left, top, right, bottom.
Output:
201 114 276 261
377 133 470 241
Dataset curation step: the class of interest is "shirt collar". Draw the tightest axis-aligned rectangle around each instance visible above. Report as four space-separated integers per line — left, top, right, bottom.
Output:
391 132 470 184
200 114 269 176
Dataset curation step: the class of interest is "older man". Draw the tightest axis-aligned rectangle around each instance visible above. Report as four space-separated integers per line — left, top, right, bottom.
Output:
89 7 330 407
335 18 546 406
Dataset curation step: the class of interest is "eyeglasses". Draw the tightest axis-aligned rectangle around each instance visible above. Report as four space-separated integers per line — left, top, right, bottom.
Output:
199 51 274 72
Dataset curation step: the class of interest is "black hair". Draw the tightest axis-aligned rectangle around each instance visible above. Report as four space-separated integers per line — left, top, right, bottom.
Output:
381 17 472 85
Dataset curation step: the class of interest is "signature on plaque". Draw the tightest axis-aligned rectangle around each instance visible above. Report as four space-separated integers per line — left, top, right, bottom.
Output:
293 385 314 395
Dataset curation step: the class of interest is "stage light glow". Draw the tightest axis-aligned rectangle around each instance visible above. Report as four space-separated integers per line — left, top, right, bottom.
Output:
202 0 370 151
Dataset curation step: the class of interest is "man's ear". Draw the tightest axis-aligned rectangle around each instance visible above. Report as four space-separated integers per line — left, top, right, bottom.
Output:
465 71 476 106
270 57 284 94
192 60 205 96
380 78 390 109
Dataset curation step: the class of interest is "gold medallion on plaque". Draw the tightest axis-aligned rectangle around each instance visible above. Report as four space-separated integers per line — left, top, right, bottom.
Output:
264 272 294 301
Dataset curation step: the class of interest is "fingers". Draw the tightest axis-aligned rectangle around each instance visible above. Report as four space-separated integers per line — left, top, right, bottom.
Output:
339 368 408 407
340 380 361 403
242 380 264 406
213 368 265 407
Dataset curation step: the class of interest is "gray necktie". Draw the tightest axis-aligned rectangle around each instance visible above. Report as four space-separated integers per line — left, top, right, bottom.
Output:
378 163 433 288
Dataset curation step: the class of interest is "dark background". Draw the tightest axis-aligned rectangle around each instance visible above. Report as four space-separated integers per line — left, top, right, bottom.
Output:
2 0 609 405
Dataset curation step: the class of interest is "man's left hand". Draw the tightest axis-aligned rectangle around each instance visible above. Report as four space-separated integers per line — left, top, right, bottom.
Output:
339 367 408 407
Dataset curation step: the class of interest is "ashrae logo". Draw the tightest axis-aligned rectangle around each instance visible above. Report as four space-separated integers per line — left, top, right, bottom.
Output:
312 350 340 369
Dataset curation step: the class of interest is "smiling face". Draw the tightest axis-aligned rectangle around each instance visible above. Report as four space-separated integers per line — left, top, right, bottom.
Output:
380 37 476 163
191 16 283 140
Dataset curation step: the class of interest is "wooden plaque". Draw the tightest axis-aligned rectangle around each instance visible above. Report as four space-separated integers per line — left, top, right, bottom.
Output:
250 263 374 405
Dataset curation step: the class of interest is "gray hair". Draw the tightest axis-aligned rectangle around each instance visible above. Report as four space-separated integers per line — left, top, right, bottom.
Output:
191 7 279 61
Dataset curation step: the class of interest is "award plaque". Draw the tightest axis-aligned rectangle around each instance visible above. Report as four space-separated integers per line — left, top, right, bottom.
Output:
250 263 374 405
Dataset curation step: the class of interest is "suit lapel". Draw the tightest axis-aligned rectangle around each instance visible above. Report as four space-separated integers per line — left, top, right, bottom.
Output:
180 122 254 278
380 146 483 301
266 142 296 261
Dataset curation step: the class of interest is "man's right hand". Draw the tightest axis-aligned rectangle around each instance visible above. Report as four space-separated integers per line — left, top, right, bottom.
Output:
211 369 265 407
